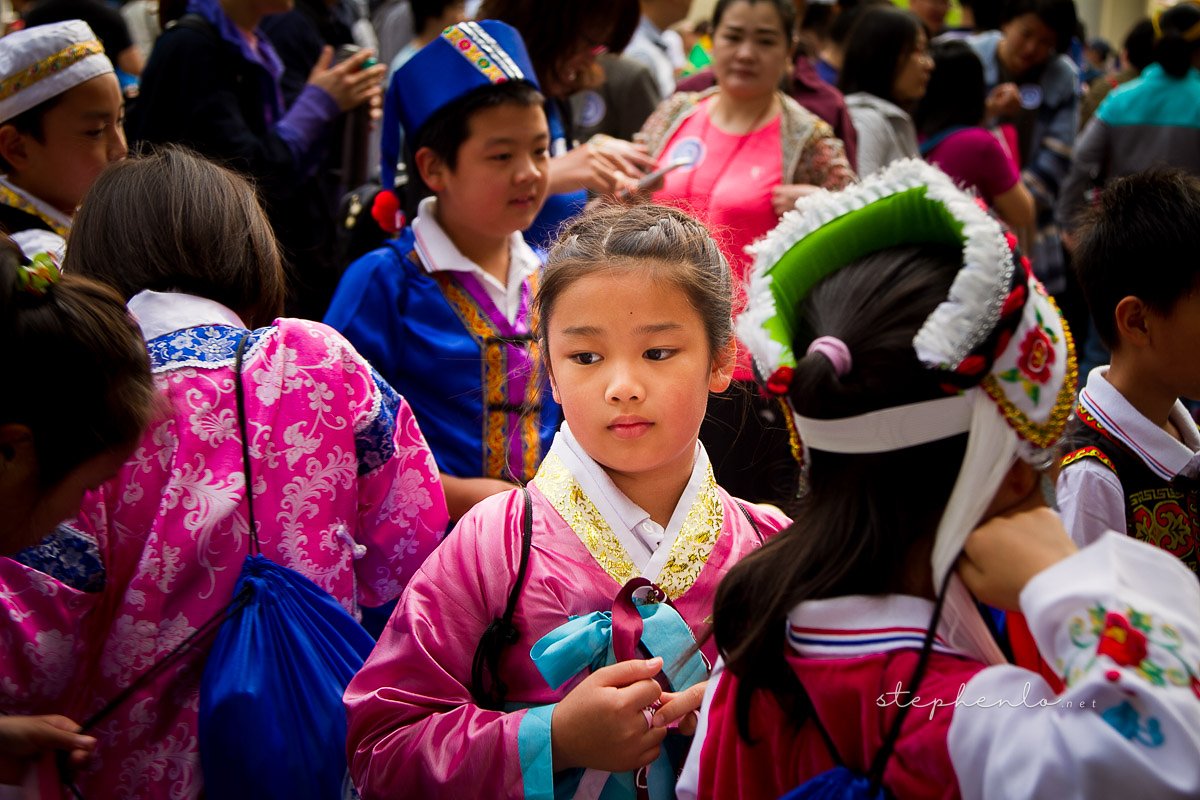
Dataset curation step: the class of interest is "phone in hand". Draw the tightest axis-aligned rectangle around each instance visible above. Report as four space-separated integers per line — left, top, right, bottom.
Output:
616 156 693 200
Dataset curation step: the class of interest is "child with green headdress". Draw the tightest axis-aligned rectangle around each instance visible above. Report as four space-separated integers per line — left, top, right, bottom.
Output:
678 159 1200 800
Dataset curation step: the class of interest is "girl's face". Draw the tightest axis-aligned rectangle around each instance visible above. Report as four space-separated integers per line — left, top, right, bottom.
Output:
546 263 733 494
712 1 792 101
892 29 933 105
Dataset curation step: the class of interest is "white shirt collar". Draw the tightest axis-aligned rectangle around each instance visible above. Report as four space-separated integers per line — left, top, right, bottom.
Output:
128 290 247 341
1079 366 1200 480
787 594 965 658
411 196 540 325
547 423 710 574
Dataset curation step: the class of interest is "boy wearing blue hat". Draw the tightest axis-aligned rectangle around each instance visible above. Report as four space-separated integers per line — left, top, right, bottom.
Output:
325 19 558 520
0 20 125 259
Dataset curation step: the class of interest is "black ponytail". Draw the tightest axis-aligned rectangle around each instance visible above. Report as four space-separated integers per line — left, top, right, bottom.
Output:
1153 2 1200 78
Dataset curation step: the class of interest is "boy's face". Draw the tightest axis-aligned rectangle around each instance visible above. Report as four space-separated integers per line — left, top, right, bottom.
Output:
1147 289 1200 402
999 13 1058 77
424 101 550 243
6 73 126 216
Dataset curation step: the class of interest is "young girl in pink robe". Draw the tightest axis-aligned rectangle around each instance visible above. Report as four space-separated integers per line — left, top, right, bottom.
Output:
0 149 449 799
343 204 790 799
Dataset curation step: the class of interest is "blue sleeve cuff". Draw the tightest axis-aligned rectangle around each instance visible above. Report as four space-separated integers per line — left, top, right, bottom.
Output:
517 703 557 800
276 84 341 167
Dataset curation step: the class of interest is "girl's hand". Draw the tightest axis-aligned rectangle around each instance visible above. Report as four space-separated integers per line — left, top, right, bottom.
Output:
651 680 707 735
771 184 821 216
307 46 387 113
958 500 1078 611
0 715 95 785
551 658 667 773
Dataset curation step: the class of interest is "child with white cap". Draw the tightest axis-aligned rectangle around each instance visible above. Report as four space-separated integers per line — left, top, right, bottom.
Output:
0 19 125 259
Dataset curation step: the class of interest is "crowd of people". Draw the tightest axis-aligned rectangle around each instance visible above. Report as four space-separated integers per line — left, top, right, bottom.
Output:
1 0 1199 798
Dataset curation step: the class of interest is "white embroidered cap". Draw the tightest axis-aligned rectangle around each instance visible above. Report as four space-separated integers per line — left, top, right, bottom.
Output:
0 20 115 124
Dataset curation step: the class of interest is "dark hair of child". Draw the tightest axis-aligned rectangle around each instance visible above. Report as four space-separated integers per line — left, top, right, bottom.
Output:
709 242 969 741
535 203 733 359
476 0 639 99
838 6 924 104
1152 1 1200 78
1123 18 1157 72
1001 0 1079 55
64 146 286 329
914 40 987 136
0 238 155 487
0 95 64 173
960 0 1004 32
1073 169 1200 350
402 80 545 219
828 0 891 48
411 0 461 33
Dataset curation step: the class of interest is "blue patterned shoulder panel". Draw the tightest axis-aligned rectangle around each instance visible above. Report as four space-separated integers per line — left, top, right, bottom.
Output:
146 325 269 372
13 523 106 592
356 367 400 476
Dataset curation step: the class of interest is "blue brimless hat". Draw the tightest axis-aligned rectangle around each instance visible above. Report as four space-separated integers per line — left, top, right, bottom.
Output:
380 19 540 192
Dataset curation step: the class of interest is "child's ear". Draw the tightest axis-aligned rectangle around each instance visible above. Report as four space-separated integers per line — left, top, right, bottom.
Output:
708 339 737 393
414 146 449 193
1113 296 1151 347
547 362 561 404
0 125 29 174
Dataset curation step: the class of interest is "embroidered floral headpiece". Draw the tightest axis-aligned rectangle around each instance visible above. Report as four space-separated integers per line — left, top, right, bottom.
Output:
739 159 1076 458
739 160 1077 640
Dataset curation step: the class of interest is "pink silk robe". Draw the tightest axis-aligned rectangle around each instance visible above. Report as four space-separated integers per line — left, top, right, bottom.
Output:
344 452 789 799
0 318 449 798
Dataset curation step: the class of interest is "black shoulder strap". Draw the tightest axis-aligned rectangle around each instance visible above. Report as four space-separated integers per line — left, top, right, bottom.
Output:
470 486 534 710
736 500 765 544
169 12 219 40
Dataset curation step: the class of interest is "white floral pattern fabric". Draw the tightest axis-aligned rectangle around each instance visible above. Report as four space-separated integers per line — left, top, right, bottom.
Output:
0 318 448 799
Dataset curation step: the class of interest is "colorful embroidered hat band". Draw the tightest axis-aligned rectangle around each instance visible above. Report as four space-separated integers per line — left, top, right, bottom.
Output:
0 21 115 124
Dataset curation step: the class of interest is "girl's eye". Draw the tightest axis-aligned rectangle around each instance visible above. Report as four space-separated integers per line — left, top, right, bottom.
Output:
644 348 674 361
569 352 601 365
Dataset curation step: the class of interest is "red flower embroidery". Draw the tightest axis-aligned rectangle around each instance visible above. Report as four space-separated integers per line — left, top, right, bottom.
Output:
1097 612 1148 667
1191 675 1200 700
1017 327 1055 384
765 366 794 395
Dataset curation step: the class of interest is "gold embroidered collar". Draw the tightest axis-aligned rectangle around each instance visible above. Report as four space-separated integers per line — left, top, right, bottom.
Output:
533 452 724 599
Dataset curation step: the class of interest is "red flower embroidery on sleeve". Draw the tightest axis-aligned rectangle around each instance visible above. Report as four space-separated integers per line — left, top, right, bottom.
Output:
1097 612 1149 668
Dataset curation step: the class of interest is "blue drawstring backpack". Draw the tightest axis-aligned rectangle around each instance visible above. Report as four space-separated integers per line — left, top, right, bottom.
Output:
198 332 375 799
